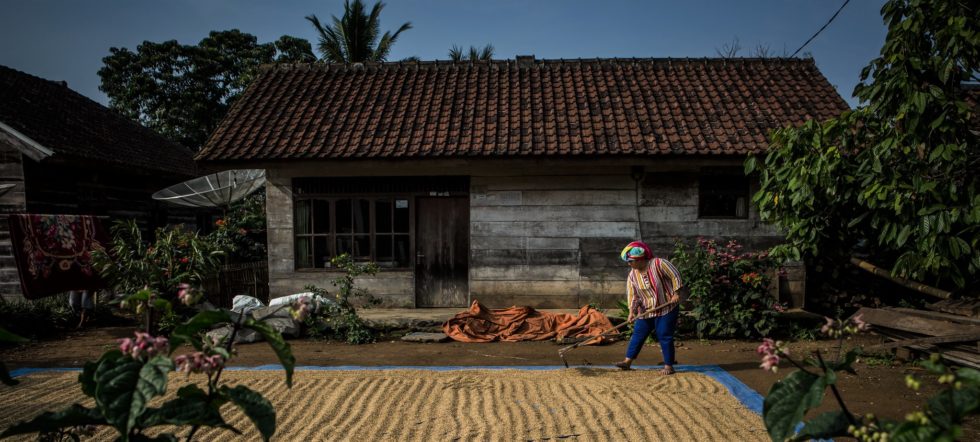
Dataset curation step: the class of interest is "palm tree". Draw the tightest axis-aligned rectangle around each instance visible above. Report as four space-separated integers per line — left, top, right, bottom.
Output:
449 44 494 61
306 0 412 63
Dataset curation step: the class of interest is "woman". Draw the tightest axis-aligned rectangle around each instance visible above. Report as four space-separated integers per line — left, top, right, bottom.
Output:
615 241 685 375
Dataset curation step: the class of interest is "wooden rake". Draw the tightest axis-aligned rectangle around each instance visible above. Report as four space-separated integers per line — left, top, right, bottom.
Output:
557 300 679 368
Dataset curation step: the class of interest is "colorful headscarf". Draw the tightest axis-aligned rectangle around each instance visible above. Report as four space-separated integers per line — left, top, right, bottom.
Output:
620 241 653 262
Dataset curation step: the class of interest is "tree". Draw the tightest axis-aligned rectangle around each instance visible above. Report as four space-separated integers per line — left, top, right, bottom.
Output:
715 36 742 58
98 30 314 149
305 0 412 63
746 0 980 290
449 44 494 61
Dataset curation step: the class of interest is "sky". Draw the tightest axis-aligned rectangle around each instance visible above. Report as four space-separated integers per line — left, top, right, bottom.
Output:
0 0 887 107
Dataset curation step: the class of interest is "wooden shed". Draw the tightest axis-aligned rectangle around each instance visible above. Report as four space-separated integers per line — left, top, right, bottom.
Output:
196 57 849 309
0 65 198 300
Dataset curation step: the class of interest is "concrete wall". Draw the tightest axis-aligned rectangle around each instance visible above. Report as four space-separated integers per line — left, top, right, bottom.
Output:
262 158 797 309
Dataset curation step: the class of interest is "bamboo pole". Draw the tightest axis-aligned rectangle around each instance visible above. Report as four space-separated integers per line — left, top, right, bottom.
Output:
850 257 952 300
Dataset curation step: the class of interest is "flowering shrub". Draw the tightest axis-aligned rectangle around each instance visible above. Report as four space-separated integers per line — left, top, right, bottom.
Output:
1 288 296 441
671 238 783 338
208 193 267 263
93 220 225 302
760 315 979 441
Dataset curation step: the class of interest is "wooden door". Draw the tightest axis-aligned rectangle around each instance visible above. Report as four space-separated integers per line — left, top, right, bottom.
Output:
415 197 469 307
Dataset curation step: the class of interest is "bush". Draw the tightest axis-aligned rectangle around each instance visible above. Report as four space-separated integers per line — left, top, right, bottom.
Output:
0 295 74 340
92 220 225 303
303 254 379 344
209 193 268 264
671 238 783 339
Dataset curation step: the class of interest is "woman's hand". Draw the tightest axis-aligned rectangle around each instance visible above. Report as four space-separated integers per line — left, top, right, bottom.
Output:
627 313 635 323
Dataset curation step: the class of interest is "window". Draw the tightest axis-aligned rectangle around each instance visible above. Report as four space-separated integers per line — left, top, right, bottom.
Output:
294 197 411 269
698 173 749 219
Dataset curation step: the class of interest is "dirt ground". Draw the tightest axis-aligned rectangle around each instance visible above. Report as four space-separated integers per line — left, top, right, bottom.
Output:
2 326 977 439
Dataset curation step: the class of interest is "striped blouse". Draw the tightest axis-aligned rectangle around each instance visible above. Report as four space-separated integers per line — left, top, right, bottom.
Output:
627 258 684 319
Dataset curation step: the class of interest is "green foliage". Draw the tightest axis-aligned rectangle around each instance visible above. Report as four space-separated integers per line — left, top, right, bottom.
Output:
1 307 295 441
0 294 75 340
765 363 840 441
306 0 412 63
304 254 379 344
671 239 782 338
93 220 225 301
746 0 980 290
98 30 315 149
449 44 494 61
209 193 268 263
762 324 980 442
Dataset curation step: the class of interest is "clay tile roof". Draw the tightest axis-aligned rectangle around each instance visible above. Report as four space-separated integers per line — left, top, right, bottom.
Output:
197 58 849 162
0 65 196 177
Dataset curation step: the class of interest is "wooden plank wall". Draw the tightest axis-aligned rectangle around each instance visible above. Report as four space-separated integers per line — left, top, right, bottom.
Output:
0 143 26 300
469 171 787 309
470 174 637 308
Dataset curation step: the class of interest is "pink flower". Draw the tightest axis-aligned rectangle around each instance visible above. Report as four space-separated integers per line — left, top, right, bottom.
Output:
119 332 169 360
850 314 870 332
772 303 786 313
175 352 225 375
179 257 190 264
821 317 836 336
757 338 787 373
760 353 780 372
177 283 202 306
756 338 776 355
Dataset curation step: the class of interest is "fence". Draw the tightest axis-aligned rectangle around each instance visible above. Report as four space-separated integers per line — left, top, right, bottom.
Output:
202 261 269 307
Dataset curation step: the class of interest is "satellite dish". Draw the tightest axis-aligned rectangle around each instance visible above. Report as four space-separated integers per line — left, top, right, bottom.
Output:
152 169 266 208
0 183 16 197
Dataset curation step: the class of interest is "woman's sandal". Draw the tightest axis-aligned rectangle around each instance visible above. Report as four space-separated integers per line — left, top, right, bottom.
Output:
614 361 632 371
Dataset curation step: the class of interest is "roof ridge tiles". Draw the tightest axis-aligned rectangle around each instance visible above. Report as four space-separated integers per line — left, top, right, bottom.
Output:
257 57 817 74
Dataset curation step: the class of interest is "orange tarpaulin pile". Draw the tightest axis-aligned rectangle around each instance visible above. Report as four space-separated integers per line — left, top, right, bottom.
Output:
443 300 619 344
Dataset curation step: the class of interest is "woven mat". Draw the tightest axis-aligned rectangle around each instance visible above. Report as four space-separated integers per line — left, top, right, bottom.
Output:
1 369 767 441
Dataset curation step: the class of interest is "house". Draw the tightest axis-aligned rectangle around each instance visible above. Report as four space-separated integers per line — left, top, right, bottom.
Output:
196 56 849 309
0 65 199 300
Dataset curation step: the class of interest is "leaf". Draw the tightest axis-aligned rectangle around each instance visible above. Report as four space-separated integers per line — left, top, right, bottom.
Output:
763 370 832 442
744 155 757 174
830 348 863 375
789 410 854 441
0 325 28 344
94 354 173 434
140 394 237 433
169 309 232 351
0 404 106 438
926 387 980 429
896 225 912 247
221 385 276 441
244 318 295 387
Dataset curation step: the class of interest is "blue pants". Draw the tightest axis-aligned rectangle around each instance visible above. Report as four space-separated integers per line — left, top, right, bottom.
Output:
626 307 679 364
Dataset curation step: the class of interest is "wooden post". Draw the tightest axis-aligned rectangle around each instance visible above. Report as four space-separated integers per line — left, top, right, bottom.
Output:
850 257 951 300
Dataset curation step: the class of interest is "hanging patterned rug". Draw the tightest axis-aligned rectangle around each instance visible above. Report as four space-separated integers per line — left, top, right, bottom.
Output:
7 214 109 299
2 367 767 441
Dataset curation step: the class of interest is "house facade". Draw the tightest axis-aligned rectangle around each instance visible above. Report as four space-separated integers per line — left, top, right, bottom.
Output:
0 65 198 300
197 57 849 309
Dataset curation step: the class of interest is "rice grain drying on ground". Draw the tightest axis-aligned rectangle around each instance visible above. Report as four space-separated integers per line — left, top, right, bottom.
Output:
1 369 767 441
